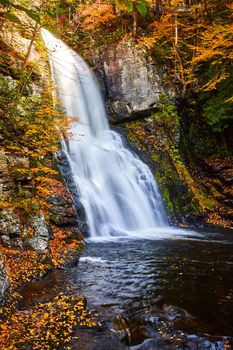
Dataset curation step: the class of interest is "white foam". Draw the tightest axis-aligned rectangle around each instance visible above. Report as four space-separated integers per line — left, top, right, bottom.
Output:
79 256 107 264
85 226 202 243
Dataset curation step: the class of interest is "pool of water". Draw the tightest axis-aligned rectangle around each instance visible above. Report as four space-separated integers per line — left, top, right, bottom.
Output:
21 228 233 349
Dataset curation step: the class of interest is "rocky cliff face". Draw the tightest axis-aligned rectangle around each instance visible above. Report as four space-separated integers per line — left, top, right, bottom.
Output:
90 38 167 122
0 149 84 300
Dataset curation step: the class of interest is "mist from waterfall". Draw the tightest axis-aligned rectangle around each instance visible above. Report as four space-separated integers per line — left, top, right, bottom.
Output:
42 29 168 237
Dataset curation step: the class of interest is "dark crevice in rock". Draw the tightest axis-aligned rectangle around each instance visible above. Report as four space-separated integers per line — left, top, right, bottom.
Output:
110 107 160 125
56 149 89 236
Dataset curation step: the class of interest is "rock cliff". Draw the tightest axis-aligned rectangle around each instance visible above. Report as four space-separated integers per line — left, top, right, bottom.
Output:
90 37 167 122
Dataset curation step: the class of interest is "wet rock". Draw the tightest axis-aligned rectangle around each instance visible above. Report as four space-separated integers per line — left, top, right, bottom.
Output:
0 150 15 199
92 336 128 350
219 170 233 185
1 235 11 248
55 150 87 222
7 155 32 182
26 215 50 252
48 193 78 227
0 208 21 244
47 194 68 206
201 158 232 173
130 339 160 350
49 206 78 226
0 251 9 299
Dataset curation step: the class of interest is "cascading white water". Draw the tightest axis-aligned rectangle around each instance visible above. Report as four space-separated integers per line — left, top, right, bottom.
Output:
42 30 168 237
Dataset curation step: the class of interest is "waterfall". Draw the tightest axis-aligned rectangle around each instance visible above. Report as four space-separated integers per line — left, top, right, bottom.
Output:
42 30 168 237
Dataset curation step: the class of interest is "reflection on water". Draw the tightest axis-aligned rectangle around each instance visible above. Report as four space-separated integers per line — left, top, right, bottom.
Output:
21 229 233 349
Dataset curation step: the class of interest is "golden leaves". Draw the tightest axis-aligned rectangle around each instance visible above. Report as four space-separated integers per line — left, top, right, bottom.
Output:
0 293 101 350
50 225 83 268
201 70 230 92
1 247 52 290
191 25 233 65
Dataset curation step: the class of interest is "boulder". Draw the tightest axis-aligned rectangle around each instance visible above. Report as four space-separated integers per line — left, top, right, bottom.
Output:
0 208 21 245
26 215 50 252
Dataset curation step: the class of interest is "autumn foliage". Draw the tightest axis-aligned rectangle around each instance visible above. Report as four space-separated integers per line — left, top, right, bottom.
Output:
77 2 116 32
0 293 101 350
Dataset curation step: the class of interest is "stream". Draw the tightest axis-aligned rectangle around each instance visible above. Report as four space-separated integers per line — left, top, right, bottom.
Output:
21 228 233 349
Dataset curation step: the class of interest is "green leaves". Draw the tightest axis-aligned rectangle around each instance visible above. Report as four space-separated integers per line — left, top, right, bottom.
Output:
23 9 41 23
0 0 55 25
10 3 41 23
125 1 133 12
42 10 55 18
136 1 148 16
0 0 11 7
113 0 148 16
3 12 22 24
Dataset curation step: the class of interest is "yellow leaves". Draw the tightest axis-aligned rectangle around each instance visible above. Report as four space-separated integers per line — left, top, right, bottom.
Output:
137 4 233 95
49 225 83 268
189 25 233 92
191 48 223 64
32 167 58 175
191 25 233 66
1 247 52 290
225 96 233 103
0 199 12 209
139 20 173 49
206 213 232 229
4 94 76 217
0 293 100 350
201 70 230 92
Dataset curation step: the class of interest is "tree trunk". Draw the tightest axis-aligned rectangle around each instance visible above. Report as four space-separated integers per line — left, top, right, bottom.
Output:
22 22 39 72
56 1 59 33
19 22 39 94
155 0 161 21
132 8 137 37
69 4 71 23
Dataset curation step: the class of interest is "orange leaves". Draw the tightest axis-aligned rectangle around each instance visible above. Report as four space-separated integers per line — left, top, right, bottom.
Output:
139 20 172 49
50 225 83 268
138 2 233 96
0 293 101 350
206 213 232 229
78 2 117 32
1 247 52 290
